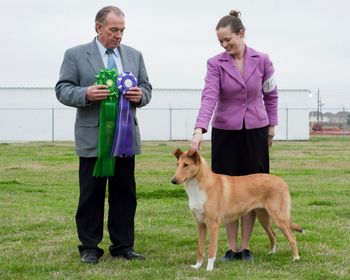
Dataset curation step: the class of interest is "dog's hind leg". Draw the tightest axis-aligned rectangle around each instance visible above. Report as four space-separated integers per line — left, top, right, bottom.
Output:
191 222 207 269
274 218 300 261
256 208 276 254
267 191 299 260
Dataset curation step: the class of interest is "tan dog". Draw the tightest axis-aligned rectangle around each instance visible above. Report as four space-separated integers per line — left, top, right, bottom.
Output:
171 148 303 271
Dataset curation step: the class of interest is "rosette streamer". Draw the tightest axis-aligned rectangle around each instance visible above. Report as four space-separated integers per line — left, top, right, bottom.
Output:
111 72 138 157
93 69 119 177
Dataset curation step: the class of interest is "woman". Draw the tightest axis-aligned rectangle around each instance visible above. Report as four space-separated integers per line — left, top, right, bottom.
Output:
191 10 278 261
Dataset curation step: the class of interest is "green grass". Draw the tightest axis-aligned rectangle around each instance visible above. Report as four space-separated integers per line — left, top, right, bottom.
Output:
0 136 350 279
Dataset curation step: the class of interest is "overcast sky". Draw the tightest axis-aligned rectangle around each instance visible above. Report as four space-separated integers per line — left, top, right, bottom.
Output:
0 0 349 108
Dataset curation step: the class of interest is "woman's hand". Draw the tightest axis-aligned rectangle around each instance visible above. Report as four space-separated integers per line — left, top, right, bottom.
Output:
191 128 203 150
268 126 275 148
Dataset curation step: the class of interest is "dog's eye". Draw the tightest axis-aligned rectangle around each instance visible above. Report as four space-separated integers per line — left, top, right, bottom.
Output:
183 163 188 167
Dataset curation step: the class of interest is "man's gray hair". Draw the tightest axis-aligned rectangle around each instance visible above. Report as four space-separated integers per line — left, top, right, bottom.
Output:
95 6 124 32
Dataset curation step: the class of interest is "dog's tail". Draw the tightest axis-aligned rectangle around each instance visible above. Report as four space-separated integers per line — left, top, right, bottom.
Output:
290 221 305 234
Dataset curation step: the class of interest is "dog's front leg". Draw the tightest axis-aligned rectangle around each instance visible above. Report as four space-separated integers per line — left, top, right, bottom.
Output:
191 222 207 269
206 220 220 271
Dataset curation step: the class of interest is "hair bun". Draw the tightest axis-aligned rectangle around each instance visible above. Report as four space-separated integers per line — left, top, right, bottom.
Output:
229 10 241 17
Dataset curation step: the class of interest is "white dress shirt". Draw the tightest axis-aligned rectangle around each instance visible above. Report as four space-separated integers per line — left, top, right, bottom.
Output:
95 37 124 73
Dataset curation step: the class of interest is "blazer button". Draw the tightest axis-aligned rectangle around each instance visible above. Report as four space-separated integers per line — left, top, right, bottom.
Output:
241 103 246 107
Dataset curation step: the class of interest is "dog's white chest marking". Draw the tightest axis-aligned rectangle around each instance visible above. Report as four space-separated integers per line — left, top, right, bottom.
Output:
185 179 207 223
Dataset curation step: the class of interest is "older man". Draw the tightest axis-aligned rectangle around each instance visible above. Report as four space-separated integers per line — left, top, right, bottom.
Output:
56 6 152 264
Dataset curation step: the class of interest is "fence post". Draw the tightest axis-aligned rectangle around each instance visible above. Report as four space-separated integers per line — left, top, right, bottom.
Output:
286 107 289 140
52 107 55 142
169 106 172 141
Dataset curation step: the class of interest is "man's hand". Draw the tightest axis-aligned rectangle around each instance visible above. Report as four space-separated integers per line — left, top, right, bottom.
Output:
125 87 143 104
86 85 109 102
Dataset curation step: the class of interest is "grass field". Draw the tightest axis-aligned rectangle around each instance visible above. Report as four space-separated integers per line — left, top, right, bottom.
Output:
1 136 350 280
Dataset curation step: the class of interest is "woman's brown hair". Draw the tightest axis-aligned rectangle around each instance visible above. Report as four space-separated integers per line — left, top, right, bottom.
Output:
216 10 245 34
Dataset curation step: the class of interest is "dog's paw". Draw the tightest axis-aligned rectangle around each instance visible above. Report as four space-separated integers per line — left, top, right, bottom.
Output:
191 262 203 269
269 246 276 254
293 256 300 261
206 258 215 271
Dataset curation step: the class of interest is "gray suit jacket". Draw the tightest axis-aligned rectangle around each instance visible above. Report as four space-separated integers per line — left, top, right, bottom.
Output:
55 39 152 157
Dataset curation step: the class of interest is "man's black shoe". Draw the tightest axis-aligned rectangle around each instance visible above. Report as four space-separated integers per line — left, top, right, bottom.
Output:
241 249 254 261
114 250 145 261
81 251 99 264
221 249 242 261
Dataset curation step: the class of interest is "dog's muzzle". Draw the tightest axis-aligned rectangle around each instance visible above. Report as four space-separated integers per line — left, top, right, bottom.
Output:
171 177 178 184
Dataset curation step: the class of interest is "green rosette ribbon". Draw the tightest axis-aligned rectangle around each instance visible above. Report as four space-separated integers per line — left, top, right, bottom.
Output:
93 69 120 177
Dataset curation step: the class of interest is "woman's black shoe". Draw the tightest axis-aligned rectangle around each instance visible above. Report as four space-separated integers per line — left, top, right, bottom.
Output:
241 249 254 261
221 249 242 261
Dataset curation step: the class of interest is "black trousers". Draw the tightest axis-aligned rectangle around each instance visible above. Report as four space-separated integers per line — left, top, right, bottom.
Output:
76 156 136 257
211 126 269 176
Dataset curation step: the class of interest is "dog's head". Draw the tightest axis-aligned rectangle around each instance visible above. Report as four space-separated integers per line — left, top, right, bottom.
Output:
171 148 201 185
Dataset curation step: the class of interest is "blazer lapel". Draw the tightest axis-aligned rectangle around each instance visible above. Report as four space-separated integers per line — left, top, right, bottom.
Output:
119 45 137 74
86 40 104 75
243 47 259 83
219 52 245 87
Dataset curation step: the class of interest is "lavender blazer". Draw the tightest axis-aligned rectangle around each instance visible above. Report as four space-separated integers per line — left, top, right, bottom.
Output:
195 46 278 132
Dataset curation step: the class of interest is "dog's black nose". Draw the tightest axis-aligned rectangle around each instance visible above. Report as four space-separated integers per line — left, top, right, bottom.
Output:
171 177 177 184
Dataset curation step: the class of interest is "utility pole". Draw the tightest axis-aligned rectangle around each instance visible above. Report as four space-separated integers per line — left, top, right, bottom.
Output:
317 88 320 123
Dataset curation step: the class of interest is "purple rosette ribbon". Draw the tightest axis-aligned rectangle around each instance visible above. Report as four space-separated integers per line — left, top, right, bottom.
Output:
111 72 138 157
117 71 138 94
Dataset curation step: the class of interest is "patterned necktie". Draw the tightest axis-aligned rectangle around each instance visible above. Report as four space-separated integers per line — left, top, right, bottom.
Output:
106 49 117 70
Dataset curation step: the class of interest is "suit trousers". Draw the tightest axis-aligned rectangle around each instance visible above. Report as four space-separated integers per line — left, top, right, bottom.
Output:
76 156 136 257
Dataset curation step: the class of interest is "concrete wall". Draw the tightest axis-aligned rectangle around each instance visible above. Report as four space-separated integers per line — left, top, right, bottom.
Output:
0 87 312 141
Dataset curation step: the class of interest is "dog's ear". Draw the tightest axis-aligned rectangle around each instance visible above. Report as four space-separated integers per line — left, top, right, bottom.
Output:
173 148 183 159
187 148 201 163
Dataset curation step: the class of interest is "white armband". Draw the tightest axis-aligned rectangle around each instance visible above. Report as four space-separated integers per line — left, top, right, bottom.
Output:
263 75 276 93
